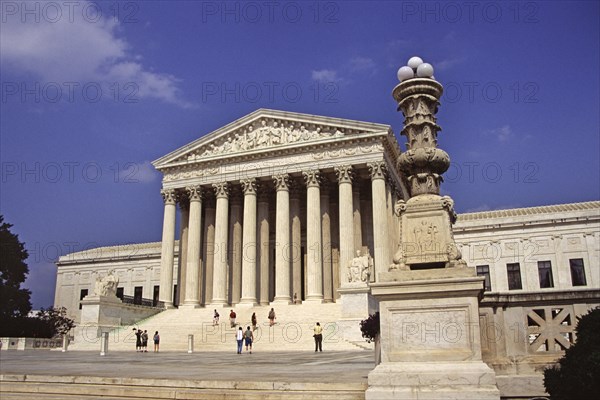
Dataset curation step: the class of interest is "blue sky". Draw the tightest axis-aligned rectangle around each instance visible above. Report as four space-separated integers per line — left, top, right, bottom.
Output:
1 1 598 308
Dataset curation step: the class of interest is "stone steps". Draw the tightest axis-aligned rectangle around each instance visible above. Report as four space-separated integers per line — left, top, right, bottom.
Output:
0 375 366 400
69 303 369 352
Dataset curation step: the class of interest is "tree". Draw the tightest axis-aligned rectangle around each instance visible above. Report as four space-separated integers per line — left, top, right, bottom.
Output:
543 307 600 400
0 215 32 320
36 307 76 336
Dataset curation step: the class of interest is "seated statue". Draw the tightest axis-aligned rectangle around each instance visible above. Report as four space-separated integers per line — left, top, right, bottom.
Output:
94 270 119 297
348 250 373 283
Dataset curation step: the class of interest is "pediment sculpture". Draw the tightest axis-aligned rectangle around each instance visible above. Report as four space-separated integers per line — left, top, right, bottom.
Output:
186 119 347 161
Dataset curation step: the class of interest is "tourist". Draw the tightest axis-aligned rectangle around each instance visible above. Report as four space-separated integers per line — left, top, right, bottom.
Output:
213 309 220 325
142 330 149 352
229 309 237 328
244 326 254 353
134 328 142 352
251 312 257 331
153 331 160 352
313 322 323 352
268 308 276 326
236 327 243 354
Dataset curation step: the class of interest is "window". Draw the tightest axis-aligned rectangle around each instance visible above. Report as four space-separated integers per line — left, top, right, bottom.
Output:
507 263 522 290
569 259 587 286
476 265 492 291
537 261 554 288
79 289 88 309
134 286 143 305
116 287 124 300
153 286 159 307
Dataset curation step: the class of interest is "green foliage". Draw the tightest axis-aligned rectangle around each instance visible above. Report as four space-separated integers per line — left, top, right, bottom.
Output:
36 307 76 336
0 307 75 338
543 307 600 400
0 215 32 319
360 312 380 343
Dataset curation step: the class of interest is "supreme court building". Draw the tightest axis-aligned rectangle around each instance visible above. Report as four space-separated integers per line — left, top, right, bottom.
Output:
152 108 403 308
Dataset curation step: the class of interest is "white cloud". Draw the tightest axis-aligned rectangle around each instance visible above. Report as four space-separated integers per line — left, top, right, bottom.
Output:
349 57 376 73
484 125 513 143
311 69 339 83
118 161 159 184
0 2 193 108
435 56 465 71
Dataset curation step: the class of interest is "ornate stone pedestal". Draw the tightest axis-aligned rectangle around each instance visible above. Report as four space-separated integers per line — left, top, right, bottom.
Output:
366 268 500 399
80 295 125 338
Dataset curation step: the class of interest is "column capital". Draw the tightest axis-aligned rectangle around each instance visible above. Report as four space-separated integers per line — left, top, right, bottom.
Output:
303 169 321 188
186 185 203 202
161 188 177 205
273 173 290 191
241 178 258 195
368 161 387 181
334 165 354 184
212 182 230 198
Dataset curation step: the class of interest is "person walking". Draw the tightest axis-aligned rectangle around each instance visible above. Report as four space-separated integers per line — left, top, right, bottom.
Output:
153 331 160 352
244 326 254 354
213 309 220 325
230 309 237 328
251 312 257 331
313 322 323 352
268 308 276 326
236 327 244 354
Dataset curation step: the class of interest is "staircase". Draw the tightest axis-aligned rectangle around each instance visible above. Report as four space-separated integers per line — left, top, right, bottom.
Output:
69 303 371 352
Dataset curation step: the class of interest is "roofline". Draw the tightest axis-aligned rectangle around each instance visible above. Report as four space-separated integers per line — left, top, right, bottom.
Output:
152 108 392 168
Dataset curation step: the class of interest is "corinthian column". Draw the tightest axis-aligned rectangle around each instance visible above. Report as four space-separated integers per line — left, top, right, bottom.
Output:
257 189 270 305
158 189 177 308
211 182 229 306
176 197 189 306
290 181 302 302
182 185 202 308
304 169 323 302
335 165 354 286
229 188 243 304
240 178 258 305
321 185 333 302
272 173 292 304
369 161 390 281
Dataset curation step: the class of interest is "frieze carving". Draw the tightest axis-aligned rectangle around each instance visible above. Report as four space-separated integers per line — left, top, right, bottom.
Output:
184 119 351 161
312 144 384 160
303 169 321 187
334 165 354 184
161 189 177 205
163 167 220 182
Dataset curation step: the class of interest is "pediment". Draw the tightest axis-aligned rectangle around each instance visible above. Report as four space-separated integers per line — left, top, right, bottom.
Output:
153 109 392 170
